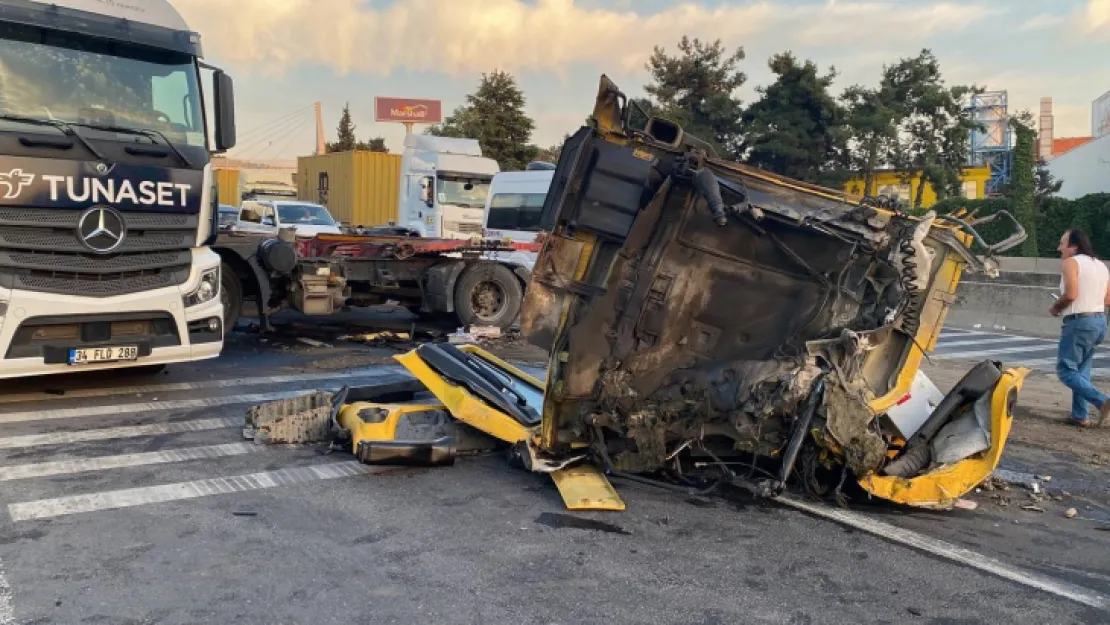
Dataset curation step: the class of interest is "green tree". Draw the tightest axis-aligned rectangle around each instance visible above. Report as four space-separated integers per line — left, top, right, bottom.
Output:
641 36 747 155
359 137 388 153
1010 113 1039 256
882 50 981 208
326 103 358 153
535 134 570 165
842 85 900 197
426 70 538 170
740 52 847 186
1035 157 1063 206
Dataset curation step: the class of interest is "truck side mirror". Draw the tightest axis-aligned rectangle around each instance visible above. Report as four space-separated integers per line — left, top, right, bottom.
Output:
213 71 237 152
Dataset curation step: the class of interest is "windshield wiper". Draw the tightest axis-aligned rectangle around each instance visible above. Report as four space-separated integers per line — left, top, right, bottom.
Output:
0 114 107 161
69 122 194 169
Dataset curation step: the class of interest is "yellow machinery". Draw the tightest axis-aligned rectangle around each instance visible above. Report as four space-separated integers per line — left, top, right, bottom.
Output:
337 75 1031 512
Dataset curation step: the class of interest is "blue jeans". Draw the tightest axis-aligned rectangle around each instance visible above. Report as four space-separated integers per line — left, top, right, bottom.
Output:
1057 314 1109 422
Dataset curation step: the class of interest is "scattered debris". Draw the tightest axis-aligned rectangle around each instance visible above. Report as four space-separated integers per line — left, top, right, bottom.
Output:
233 511 258 517
1032 482 1041 495
953 499 978 511
448 329 476 345
1065 508 1078 519
244 391 334 444
469 326 501 339
1022 504 1045 513
297 337 329 348
1038 475 1052 482
338 331 413 347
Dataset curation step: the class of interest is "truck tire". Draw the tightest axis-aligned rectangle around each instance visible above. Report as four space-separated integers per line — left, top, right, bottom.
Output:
221 262 243 337
453 263 523 329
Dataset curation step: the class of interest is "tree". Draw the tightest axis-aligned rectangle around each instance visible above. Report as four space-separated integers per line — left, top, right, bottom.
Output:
881 50 981 209
534 134 570 165
740 52 847 186
1035 158 1063 206
326 103 358 153
641 36 747 155
1010 114 1039 257
362 137 388 153
842 85 900 197
426 70 538 170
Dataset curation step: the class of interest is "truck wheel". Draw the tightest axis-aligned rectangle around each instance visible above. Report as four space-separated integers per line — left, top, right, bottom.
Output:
453 264 523 329
221 262 243 336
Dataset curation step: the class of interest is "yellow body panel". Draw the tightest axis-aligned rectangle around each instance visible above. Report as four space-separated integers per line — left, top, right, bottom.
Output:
858 367 1030 509
392 345 540 445
550 465 626 511
337 401 447 450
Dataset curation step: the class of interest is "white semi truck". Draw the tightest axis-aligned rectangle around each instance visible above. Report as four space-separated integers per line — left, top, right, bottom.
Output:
398 135 500 239
0 0 236 378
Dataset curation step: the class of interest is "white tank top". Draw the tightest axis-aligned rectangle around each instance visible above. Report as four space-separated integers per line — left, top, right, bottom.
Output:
1060 254 1109 316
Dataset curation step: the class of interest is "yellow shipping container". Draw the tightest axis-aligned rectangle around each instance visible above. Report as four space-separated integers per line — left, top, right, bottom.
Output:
843 166 991 208
297 151 403 228
214 168 241 207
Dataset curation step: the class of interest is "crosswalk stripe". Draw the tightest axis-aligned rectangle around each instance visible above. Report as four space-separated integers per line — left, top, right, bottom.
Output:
939 344 1061 360
0 372 408 424
0 443 260 482
0 417 240 450
0 366 403 405
933 336 1046 350
7 461 384 522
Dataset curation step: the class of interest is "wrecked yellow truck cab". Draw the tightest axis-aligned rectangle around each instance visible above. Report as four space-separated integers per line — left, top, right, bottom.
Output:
505 75 1030 510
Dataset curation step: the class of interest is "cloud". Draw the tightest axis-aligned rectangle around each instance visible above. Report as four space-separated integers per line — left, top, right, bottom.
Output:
1017 13 1066 32
176 0 994 78
1078 0 1110 36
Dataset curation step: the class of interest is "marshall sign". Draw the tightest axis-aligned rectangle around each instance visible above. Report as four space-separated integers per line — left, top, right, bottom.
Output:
374 97 443 124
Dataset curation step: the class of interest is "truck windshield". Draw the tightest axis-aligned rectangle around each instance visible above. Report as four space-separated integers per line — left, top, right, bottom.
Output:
277 204 336 226
438 176 491 209
0 23 205 148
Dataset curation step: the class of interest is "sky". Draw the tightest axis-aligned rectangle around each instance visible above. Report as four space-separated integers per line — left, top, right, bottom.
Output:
174 0 1110 164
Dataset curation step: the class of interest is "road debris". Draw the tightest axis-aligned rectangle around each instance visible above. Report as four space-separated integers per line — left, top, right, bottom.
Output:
1065 508 1078 519
297 337 330 348
244 391 334 444
1022 504 1045 513
954 499 978 511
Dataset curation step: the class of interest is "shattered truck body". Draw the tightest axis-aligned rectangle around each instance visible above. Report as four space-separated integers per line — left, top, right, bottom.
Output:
506 75 1030 509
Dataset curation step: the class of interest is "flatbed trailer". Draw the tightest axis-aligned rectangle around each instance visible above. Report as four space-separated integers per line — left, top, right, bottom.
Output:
212 231 542 333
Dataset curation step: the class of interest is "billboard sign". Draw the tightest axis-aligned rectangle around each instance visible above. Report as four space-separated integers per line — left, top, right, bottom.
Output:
374 97 443 124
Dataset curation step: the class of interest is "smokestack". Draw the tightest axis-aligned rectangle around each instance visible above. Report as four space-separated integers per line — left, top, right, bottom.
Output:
1038 97 1054 161
315 102 325 155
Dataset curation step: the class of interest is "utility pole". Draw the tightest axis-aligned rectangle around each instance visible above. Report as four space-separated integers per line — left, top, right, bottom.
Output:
314 101 325 155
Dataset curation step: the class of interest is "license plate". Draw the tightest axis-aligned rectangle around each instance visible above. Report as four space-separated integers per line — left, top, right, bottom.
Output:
68 345 140 365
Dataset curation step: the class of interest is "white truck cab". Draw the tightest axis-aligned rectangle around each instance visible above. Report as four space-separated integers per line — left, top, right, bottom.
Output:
479 164 554 272
399 135 499 239
0 0 236 379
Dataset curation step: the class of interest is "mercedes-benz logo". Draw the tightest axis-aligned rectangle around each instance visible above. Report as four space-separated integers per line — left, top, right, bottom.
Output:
77 207 126 253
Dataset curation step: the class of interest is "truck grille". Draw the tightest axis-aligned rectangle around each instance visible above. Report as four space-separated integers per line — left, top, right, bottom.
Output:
0 209 198 297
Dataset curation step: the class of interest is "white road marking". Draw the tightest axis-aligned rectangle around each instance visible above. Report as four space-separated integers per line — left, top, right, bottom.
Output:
0 373 407 424
0 366 405 405
0 443 260 482
8 461 382 522
777 494 1110 610
0 417 239 450
933 336 1046 350
938 343 1061 361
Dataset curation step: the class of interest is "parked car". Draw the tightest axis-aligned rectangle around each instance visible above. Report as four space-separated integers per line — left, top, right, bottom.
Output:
235 200 343 237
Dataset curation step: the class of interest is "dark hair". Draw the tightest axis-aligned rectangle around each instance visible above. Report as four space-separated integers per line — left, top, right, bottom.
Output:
1066 229 1097 258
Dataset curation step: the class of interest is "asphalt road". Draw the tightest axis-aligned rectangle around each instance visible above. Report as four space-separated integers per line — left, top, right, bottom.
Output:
0 326 1105 624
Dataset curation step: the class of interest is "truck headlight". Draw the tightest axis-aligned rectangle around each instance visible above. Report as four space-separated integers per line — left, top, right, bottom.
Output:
184 267 220 308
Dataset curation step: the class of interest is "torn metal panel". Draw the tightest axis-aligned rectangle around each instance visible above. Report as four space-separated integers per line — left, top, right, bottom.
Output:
517 74 1030 508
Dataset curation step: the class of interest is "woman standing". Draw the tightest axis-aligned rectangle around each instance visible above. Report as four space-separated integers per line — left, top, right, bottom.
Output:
1049 229 1110 427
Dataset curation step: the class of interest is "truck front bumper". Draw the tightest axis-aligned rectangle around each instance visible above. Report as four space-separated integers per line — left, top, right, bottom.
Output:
0 250 225 380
